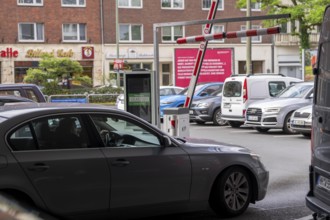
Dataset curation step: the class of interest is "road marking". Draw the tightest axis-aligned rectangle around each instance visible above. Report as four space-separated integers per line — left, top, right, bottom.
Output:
273 135 303 138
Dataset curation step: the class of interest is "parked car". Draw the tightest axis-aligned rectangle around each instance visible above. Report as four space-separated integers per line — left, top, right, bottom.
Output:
0 95 35 106
245 82 314 134
190 89 227 126
0 84 46 102
290 104 312 137
160 82 224 117
116 86 184 110
0 102 268 219
306 6 330 218
221 74 302 128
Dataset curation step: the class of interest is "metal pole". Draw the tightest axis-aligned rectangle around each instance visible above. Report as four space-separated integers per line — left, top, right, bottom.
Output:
153 25 160 128
116 0 119 59
246 0 252 74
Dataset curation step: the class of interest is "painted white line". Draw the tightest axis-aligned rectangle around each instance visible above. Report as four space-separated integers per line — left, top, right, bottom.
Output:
273 135 304 138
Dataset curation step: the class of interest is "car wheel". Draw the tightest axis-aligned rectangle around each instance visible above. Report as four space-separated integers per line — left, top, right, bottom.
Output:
283 112 297 134
210 167 252 218
255 127 270 133
196 121 205 125
213 108 227 126
228 121 243 128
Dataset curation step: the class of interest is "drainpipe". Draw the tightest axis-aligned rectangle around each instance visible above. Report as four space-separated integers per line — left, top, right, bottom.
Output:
100 0 105 85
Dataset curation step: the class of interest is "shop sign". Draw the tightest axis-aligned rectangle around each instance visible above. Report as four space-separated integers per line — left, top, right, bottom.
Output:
82 47 94 59
0 48 18 58
25 49 74 58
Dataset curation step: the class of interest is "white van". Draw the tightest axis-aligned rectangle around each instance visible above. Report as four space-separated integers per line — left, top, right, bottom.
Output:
221 74 302 128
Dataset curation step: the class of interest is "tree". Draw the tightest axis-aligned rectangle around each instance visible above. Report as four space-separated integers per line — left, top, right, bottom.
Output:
236 0 328 49
24 55 91 91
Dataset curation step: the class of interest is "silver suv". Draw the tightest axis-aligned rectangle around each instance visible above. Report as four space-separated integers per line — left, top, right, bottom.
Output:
245 82 314 134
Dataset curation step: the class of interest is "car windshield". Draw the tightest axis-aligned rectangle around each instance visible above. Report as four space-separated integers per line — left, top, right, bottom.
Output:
179 84 205 95
277 84 313 98
210 89 222 96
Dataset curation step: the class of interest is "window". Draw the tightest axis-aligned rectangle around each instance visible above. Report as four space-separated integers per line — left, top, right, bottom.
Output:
241 1 261 11
119 24 143 42
8 115 90 151
202 25 225 42
162 26 183 42
62 0 85 7
161 0 184 9
162 64 170 85
18 0 43 6
63 24 87 42
202 0 223 10
90 115 161 148
118 0 142 8
269 82 286 97
18 23 44 42
241 25 262 43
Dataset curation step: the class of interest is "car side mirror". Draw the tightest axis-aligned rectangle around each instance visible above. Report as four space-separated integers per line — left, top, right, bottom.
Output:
163 135 172 147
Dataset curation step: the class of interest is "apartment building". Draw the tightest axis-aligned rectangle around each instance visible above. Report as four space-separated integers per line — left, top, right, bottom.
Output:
0 0 318 87
0 0 103 85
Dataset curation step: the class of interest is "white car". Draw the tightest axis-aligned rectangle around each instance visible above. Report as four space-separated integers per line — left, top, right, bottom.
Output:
290 104 312 137
116 86 184 110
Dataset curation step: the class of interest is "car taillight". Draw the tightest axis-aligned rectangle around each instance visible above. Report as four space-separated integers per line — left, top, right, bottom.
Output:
243 79 248 103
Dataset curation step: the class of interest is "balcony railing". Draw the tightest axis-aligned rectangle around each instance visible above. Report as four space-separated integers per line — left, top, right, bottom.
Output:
274 33 320 46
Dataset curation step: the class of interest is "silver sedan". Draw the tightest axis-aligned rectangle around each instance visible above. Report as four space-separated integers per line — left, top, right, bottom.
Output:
0 103 268 219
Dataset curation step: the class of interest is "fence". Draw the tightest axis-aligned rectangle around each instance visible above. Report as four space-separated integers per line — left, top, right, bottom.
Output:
47 93 120 106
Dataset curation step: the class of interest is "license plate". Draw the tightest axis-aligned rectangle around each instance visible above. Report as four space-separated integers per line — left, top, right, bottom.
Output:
292 120 304 125
224 103 231 108
248 116 258 121
189 110 193 114
318 175 330 191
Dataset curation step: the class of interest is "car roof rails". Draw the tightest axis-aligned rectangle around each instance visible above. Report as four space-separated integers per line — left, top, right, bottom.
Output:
246 73 285 77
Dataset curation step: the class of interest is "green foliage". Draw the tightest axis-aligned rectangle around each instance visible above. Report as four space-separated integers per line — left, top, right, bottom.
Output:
23 68 48 85
236 0 328 49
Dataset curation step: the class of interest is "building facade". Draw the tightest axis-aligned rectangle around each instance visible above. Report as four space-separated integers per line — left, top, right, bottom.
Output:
0 0 319 87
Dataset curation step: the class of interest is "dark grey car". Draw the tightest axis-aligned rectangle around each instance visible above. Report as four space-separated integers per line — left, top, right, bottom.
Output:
190 89 227 126
0 103 268 219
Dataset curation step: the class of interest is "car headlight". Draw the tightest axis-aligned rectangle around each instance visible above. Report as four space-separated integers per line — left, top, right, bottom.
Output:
196 102 210 108
263 107 281 113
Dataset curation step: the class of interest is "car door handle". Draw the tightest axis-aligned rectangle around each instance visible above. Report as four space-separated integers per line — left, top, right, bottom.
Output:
112 159 130 167
28 163 49 172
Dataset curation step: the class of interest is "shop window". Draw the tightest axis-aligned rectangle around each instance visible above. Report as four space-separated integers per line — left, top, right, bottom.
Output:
63 24 87 42
61 0 85 7
238 61 264 74
202 0 223 10
161 0 184 9
118 0 142 8
119 24 143 42
162 26 184 42
162 64 171 86
17 0 43 6
18 23 44 42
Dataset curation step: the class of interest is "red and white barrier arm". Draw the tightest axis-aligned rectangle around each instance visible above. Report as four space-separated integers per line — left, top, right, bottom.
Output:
177 27 280 44
184 0 220 108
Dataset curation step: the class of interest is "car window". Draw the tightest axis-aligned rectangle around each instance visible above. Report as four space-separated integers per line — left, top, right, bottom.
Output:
160 88 171 96
25 89 39 102
278 84 313 98
8 115 90 151
0 90 22 97
179 84 204 95
90 114 161 148
223 81 242 97
202 85 222 96
269 81 286 97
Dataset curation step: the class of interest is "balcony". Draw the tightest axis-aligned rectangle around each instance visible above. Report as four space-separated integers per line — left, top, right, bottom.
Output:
274 33 320 47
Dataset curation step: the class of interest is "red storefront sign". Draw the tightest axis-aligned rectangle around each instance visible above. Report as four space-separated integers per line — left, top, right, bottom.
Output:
0 48 18 58
174 48 233 87
82 47 94 59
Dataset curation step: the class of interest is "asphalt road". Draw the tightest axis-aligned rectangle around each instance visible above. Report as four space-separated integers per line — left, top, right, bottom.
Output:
143 123 315 220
